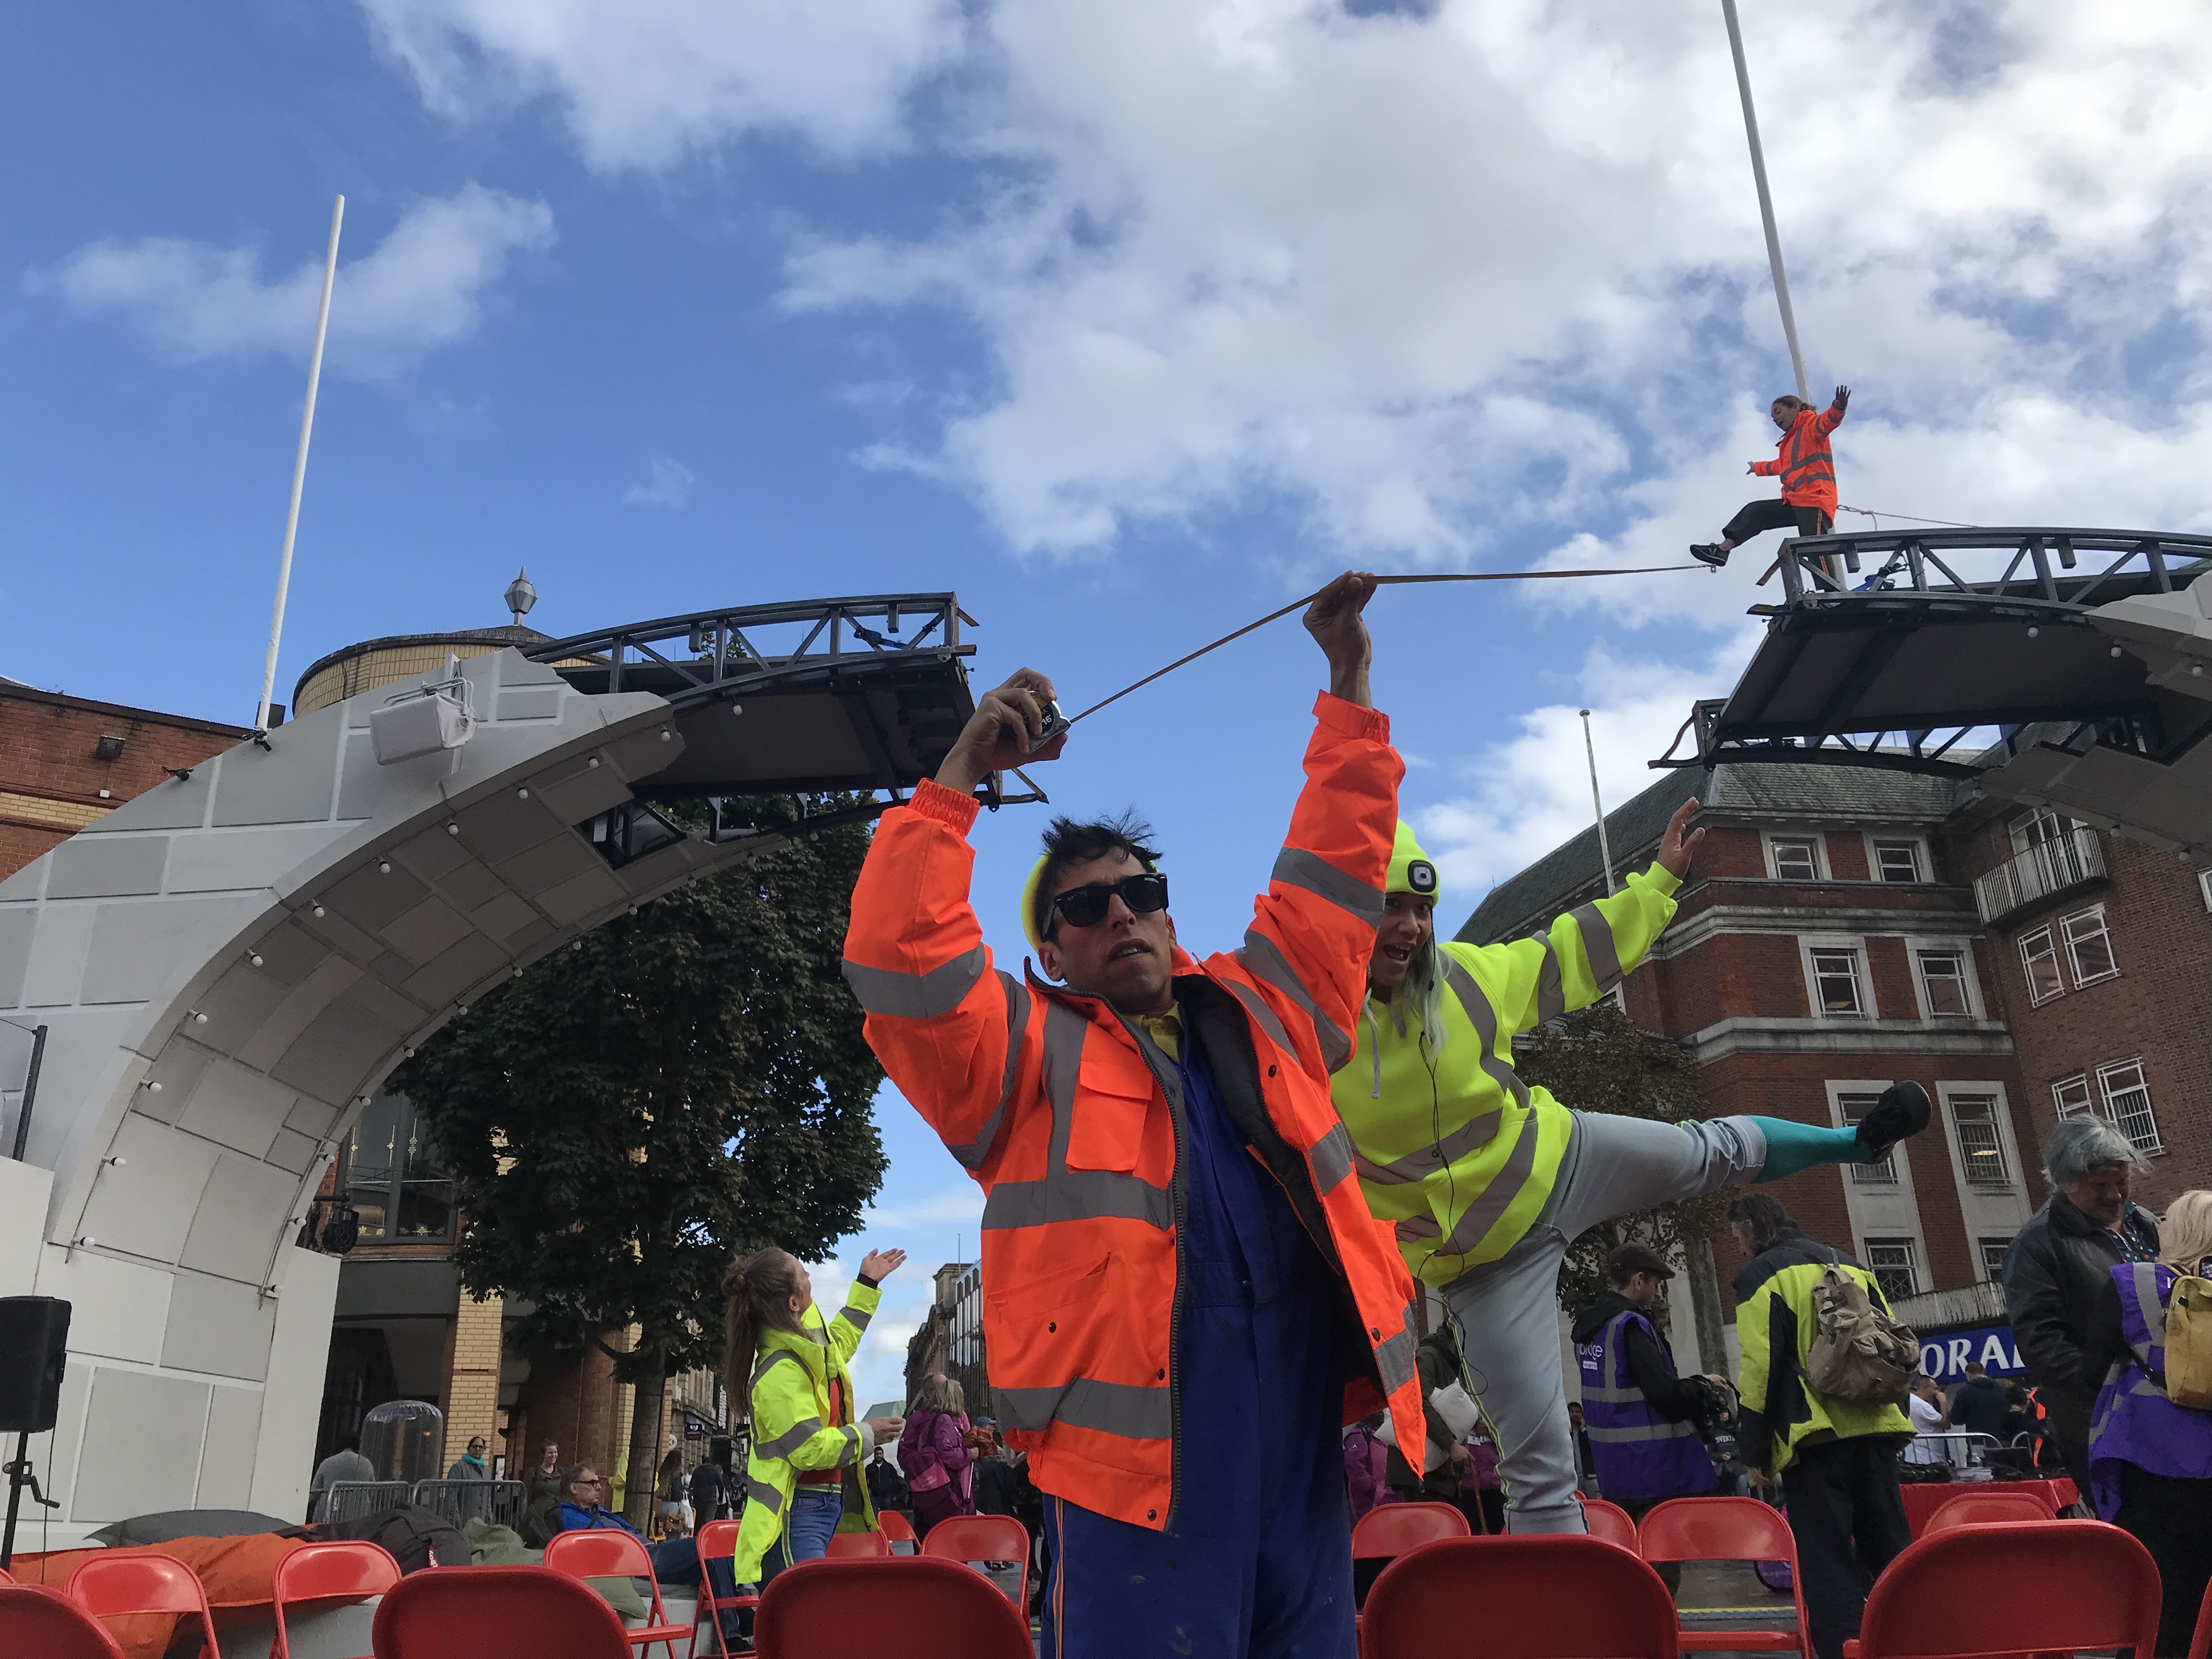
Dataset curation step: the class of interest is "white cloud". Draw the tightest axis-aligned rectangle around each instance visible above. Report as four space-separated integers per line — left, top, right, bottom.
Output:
359 0 963 171
860 1184 984 1233
781 1 2212 567
35 185 554 376
623 457 695 509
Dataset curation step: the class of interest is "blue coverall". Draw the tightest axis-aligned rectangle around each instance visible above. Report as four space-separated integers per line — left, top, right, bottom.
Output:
1039 996 1355 1658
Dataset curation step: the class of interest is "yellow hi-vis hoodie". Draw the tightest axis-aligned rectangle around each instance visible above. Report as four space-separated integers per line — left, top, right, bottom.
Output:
1331 836 1680 1286
730 1280 881 1581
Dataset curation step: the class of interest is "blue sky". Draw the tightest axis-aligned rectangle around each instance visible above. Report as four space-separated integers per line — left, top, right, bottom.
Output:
7 2 2208 1409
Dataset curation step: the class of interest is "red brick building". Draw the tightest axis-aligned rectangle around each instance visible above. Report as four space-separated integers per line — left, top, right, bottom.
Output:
1460 758 2211 1356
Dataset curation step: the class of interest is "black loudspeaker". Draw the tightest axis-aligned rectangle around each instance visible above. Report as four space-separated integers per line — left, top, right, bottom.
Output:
0 1297 70 1434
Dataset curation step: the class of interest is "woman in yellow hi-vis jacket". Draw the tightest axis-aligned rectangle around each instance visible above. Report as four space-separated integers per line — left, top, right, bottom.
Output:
1333 801 1932 1533
723 1245 906 1585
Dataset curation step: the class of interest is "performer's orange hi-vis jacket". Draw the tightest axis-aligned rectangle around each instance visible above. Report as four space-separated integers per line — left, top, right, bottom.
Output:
1753 397 1847 514
842 693 1426 1531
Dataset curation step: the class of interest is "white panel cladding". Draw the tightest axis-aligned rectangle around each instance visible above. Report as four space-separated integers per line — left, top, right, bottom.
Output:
198 1385 266 1509
163 1269 283 1379
0 905 33 1006
73 1368 212 1521
36 1243 174 1365
179 1155 301 1287
21 903 97 1006
166 824 348 894
252 1245 341 1522
77 1115 222 1261
176 1056 297 1159
47 835 171 900
0 1158 51 1296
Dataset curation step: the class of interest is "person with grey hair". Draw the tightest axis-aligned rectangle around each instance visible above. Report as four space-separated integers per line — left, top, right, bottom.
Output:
2002 1114 2161 1492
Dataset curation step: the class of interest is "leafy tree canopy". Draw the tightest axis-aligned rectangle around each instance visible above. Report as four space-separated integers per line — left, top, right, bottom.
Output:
392 795 887 1392
1514 1000 1726 1314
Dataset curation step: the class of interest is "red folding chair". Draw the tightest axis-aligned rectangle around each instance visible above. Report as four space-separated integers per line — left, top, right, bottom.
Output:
918 1513 1032 1620
877 1510 919 1554
268 1538 400 1659
1921 1489 2055 1533
0 1583 127 1658
2188 1570 2212 1659
688 1519 757 1659
66 1551 222 1659
1578 1496 1640 1550
752 1556 1031 1659
1351 1500 1472 1561
544 1528 692 1659
370 1564 633 1658
1363 1534 1680 1657
823 1530 893 1560
1842 1519 2157 1658
1638 1496 1809 1656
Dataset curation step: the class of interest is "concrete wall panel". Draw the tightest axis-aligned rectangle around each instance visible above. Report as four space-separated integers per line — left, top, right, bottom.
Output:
382 895 473 966
238 955 362 1073
37 1244 173 1364
48 835 170 900
22 904 97 1006
163 1269 280 1378
269 995 403 1101
198 1385 264 1509
83 769 211 833
321 859 431 934
74 1369 211 1520
81 895 261 1005
0 1159 52 1296
176 1056 295 1159
400 934 509 1008
209 738 340 828
0 905 32 1007
168 824 346 894
253 1244 341 1521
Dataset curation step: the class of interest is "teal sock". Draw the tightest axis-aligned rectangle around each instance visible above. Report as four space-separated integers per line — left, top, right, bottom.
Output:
1750 1116 1865 1182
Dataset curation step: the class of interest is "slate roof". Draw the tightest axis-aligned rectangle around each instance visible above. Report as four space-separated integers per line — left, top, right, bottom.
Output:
1456 759 1970 945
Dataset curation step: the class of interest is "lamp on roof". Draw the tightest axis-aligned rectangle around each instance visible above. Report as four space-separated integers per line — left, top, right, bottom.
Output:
505 567 538 628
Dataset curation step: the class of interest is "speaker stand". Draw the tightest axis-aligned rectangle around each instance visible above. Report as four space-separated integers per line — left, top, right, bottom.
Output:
1 1431 60 1571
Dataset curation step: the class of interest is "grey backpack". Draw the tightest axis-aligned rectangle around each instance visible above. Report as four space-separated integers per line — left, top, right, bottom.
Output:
1804 1263 1918 1405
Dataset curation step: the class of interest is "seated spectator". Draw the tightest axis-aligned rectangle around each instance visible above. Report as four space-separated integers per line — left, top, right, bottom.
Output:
548 1463 704 1585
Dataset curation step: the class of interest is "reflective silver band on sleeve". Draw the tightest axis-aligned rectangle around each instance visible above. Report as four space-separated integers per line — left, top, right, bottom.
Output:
1236 928 1351 1073
1567 902 1623 994
841 943 989 1018
1307 1122 1356 1195
1271 847 1386 927
992 1378 1172 1441
754 1418 825 1460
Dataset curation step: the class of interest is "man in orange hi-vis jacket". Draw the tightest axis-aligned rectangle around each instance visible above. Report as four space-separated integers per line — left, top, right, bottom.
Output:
842 572 1424 1658
1691 383 1850 568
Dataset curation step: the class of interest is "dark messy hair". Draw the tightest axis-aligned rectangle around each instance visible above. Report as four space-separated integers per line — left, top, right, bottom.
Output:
721 1248 808 1426
1728 1193 1795 1255
1032 811 1162 943
1771 394 1812 415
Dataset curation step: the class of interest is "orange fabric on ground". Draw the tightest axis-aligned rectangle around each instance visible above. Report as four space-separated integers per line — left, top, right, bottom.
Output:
10 1534 315 1659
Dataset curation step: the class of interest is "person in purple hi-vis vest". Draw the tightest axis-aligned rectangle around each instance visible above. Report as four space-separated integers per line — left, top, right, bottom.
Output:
2086 1189 2212 1657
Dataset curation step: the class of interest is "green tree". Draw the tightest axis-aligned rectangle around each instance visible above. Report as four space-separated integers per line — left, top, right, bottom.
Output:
392 796 886 1522
1515 1000 1730 1355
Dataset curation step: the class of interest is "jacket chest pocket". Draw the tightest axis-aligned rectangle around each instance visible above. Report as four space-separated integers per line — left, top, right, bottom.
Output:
1065 1051 1163 1176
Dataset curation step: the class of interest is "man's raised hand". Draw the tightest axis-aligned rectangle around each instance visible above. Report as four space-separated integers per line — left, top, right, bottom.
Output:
935 668 1067 796
1655 796 1705 879
1833 384 1851 412
1304 570 1379 709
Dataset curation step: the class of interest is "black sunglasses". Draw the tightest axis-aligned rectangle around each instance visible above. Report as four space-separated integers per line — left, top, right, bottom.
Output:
1048 872 1170 935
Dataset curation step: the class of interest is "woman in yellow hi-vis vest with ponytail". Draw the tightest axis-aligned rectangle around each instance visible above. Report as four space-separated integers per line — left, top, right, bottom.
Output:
1333 800 1933 1533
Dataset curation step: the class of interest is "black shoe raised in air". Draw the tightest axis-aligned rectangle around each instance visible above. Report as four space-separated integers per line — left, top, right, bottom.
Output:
1690 543 1731 568
1856 1080 1931 1161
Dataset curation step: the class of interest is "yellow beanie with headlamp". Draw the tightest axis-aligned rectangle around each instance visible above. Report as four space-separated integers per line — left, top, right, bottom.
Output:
1019 851 1166 955
1387 821 1440 906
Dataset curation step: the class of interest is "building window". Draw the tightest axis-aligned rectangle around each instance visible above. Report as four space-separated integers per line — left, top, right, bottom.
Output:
1915 949 1973 1017
1864 1238 1921 1303
2008 806 2073 856
1948 1094 2011 1186
342 1092 455 1242
1872 840 1925 883
1809 947 1868 1017
2097 1060 2164 1156
2018 927 2064 1005
1769 837 1824 882
1838 1093 1898 1185
2059 905 2118 986
2052 1074 2094 1120
1979 1238 2012 1281
2199 868 2211 912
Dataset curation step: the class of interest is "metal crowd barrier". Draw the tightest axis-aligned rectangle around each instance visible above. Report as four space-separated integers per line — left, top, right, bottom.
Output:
410 1479 528 1528
315 1481 416 1523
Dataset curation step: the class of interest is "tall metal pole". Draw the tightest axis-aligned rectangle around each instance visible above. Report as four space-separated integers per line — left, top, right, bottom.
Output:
1581 710 1617 896
1719 0 1810 403
253 195 345 733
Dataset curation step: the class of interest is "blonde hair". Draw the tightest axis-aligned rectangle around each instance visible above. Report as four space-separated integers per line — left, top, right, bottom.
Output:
2158 1190 2212 1278
921 1374 966 1415
721 1249 807 1425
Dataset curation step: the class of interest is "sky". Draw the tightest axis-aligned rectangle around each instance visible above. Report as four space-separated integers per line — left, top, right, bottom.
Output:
5 2 2209 1413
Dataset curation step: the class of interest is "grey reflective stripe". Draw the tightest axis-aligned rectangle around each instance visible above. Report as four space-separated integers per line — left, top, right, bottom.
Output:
1237 928 1351 1073
983 1170 1172 1231
840 943 988 1019
1042 998 1086 1133
2126 1263 2165 1366
839 1302 872 1333
1374 1300 1419 1394
1222 975 1295 1060
1271 847 1385 927
755 1417 826 1460
1578 1384 1646 1404
1396 1215 1440 1242
1586 1421 1702 1444
839 1425 861 1465
1439 956 1532 1113
1354 1110 1502 1186
1433 1104 1541 1259
751 1349 801 1389
743 1479 783 1515
1534 939 1566 1025
1567 902 1623 994
994 1379 1172 1441
1308 1122 1355 1195
947 972 1030 1172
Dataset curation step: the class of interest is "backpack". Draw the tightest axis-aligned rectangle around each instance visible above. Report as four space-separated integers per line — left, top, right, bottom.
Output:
324 1505 470 1573
2166 1274 2212 1409
1804 1263 1917 1405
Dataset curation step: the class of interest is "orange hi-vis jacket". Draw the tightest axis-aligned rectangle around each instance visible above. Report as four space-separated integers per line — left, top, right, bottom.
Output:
842 693 1426 1532
1753 398 1847 514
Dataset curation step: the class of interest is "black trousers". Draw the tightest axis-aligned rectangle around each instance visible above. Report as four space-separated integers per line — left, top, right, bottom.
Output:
2116 1464 2212 1657
1780 1437 1913 1659
1723 499 1831 545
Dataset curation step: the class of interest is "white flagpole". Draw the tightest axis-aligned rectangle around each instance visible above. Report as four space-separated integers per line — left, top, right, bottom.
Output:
1581 709 1617 896
254 194 345 733
1719 0 1810 404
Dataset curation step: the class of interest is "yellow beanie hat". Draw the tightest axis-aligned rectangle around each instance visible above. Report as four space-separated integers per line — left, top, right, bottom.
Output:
1387 822 1440 906
1019 855 1052 954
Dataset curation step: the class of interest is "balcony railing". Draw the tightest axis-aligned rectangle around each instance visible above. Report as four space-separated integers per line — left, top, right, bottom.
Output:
1974 828 2106 924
